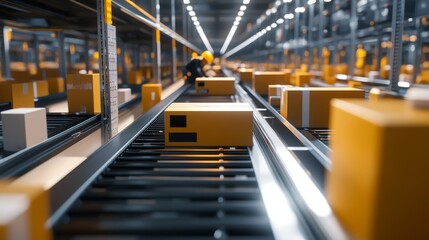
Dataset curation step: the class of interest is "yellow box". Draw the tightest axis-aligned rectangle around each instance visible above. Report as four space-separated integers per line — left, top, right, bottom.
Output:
0 182 52 240
127 69 143 85
66 74 101 114
327 99 429 240
239 69 254 83
322 65 336 82
348 80 363 88
336 64 349 75
253 71 287 95
142 83 162 112
269 96 281 107
280 87 364 128
32 80 49 98
195 77 235 95
0 81 35 108
268 84 293 97
11 70 32 82
47 77 65 94
165 102 253 146
294 72 312 87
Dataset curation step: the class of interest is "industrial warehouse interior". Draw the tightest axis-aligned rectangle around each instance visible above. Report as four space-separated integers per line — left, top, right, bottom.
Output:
0 0 429 239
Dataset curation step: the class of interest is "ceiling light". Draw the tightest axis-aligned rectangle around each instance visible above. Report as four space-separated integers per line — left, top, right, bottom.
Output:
262 29 267 34
284 13 294 19
183 0 190 4
236 16 242 21
295 7 305 13
238 11 244 16
277 18 284 24
233 21 239 26
240 5 247 11
266 10 271 15
220 25 238 54
189 11 196 16
271 23 278 28
283 0 292 2
193 21 200 26
191 16 198 21
186 5 193 11
324 0 331 2
243 0 250 4
266 26 272 31
271 8 277 14
195 25 214 53
308 0 316 4
275 0 282 6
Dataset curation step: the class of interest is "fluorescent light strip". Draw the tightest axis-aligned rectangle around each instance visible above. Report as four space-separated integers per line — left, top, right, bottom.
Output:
184 0 214 53
220 1 250 54
224 33 261 58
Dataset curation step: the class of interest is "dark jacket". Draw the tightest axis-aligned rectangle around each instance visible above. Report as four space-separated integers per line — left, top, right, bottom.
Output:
183 58 206 84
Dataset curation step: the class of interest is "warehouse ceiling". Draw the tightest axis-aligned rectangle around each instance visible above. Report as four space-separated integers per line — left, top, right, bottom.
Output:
0 0 273 54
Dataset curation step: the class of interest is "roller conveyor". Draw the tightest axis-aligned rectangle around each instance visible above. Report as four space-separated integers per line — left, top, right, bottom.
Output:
53 88 275 239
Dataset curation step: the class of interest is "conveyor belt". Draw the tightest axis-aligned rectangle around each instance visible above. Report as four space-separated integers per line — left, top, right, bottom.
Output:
54 111 274 239
302 128 332 146
0 114 92 156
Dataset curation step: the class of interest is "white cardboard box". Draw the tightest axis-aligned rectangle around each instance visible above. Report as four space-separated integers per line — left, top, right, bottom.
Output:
1 108 47 151
118 88 132 105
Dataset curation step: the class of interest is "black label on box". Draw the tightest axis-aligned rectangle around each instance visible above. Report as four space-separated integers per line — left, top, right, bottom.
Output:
169 132 197 142
198 81 205 87
170 115 187 127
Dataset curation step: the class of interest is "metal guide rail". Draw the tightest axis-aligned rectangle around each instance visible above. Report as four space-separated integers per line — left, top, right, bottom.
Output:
52 86 275 239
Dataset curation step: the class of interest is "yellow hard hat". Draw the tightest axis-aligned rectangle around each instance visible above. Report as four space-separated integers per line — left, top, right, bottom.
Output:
201 50 214 65
191 52 198 58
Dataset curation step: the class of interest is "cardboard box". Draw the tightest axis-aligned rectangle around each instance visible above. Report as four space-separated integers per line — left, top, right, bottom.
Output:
239 69 254 83
32 80 49 98
165 102 253 146
322 65 336 84
0 182 52 240
67 74 101 114
142 83 161 112
268 84 293 97
294 72 312 87
280 87 365 128
327 99 429 240
47 77 65 94
1 108 47 151
11 70 32 82
269 96 281 107
195 77 235 95
118 88 132 104
253 71 288 95
0 81 35 108
127 69 143 85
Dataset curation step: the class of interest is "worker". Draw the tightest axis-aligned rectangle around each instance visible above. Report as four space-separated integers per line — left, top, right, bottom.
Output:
183 50 214 84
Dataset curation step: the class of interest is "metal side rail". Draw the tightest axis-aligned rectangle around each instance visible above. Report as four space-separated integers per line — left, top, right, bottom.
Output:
235 84 348 240
0 94 142 178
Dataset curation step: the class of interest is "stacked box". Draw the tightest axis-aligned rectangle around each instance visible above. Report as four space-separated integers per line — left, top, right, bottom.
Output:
195 77 235 95
327 99 429 240
142 83 161 112
47 77 65 94
118 88 132 104
11 70 32 82
268 84 293 107
67 74 101 114
127 69 143 85
0 182 52 240
0 81 34 108
253 71 287 95
1 108 47 151
294 72 312 87
280 87 364 128
322 65 336 84
32 80 49 98
239 69 254 83
165 102 253 146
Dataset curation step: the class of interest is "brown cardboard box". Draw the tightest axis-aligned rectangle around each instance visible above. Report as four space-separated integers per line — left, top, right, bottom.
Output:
253 71 287 95
0 182 52 240
32 80 49 98
294 72 312 87
47 77 65 94
0 81 35 108
280 87 364 128
322 65 336 84
268 84 293 98
195 77 235 95
118 88 132 104
127 69 143 85
269 96 281 107
165 102 253 146
11 70 32 82
67 74 101 114
327 99 429 240
239 68 254 83
142 83 162 112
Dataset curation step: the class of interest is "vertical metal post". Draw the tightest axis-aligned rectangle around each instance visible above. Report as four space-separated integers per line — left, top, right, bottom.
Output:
152 0 161 84
413 19 423 83
318 0 324 70
0 26 12 80
120 42 127 84
281 3 288 66
294 0 300 70
308 3 314 69
84 35 90 73
171 0 177 83
389 0 405 91
348 0 357 80
97 0 118 142
136 46 141 69
34 34 40 70
58 31 67 79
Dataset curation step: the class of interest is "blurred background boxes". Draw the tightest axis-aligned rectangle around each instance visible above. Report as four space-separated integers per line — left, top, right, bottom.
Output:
66 74 100 114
